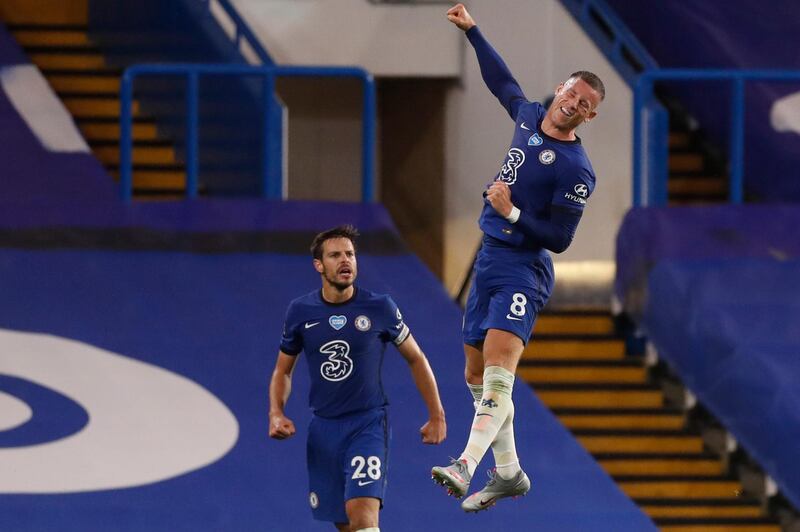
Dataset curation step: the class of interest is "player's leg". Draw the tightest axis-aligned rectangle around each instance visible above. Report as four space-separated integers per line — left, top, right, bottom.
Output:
460 328 531 511
345 497 380 531
461 268 550 511
307 416 350 525
464 342 518 478
343 408 388 531
459 328 522 476
431 282 487 497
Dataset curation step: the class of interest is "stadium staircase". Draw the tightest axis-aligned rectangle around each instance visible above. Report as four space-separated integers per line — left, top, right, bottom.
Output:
664 101 728 205
524 310 782 531
7 19 185 197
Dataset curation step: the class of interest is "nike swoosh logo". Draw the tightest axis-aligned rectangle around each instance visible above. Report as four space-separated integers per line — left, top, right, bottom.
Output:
506 314 523 321
304 322 320 329
358 480 375 486
479 497 495 506
476 413 494 417
520 122 531 131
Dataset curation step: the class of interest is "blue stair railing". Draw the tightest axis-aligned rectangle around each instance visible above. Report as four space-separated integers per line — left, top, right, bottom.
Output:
208 0 275 65
634 69 800 206
559 0 670 207
119 64 376 203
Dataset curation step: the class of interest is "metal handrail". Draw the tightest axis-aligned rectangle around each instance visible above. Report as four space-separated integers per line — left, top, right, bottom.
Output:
206 0 274 65
119 63 376 202
633 69 800 207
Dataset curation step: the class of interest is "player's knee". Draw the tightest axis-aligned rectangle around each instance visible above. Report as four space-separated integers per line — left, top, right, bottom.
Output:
464 345 485 384
346 498 379 530
484 330 524 367
464 365 483 384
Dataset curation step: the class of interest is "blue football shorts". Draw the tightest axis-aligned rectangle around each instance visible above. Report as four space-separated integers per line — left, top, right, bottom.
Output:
306 407 390 523
463 241 554 346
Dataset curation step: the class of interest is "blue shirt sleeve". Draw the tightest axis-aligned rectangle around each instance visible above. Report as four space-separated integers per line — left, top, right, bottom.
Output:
381 296 410 346
515 206 583 254
279 302 303 356
466 26 528 121
514 159 594 253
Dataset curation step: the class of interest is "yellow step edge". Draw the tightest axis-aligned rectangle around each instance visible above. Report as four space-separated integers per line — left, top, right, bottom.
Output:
78 122 158 142
29 53 106 70
524 339 625 360
577 435 703 453
668 153 704 172
619 479 741 498
64 98 140 119
559 413 685 430
643 505 764 519
659 525 780 532
668 132 690 148
110 170 186 190
600 459 722 476
48 75 120 93
537 390 663 409
534 315 614 335
519 366 647 383
12 30 91 46
668 177 727 195
93 145 177 165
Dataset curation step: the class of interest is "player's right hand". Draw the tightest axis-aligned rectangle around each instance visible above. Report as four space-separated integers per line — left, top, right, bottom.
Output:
420 417 447 445
269 413 296 440
446 3 476 31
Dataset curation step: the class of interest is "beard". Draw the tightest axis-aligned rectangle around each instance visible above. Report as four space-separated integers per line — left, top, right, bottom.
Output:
323 269 355 291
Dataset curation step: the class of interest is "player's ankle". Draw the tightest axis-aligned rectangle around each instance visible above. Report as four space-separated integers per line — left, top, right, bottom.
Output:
495 461 521 480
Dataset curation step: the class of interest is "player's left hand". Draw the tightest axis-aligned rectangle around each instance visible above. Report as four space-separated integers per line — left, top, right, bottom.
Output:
486 180 513 218
420 417 447 445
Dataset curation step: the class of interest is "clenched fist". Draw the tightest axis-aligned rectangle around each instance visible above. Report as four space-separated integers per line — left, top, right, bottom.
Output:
446 3 476 31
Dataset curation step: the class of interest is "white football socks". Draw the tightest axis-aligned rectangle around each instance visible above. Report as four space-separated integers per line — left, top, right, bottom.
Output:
467 379 521 480
459 366 516 477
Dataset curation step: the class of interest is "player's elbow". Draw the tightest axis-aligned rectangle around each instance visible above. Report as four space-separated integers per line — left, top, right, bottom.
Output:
545 235 573 254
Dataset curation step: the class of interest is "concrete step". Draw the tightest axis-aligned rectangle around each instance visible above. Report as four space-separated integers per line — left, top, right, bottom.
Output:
523 338 625 360
534 313 614 335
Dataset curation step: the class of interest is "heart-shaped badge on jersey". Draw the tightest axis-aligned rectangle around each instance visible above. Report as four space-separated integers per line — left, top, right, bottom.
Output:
329 315 347 330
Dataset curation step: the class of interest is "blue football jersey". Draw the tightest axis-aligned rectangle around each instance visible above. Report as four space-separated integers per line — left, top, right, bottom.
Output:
479 101 596 252
280 287 410 418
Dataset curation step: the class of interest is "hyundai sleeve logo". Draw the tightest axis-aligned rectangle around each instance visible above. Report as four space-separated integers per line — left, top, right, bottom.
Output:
574 183 588 197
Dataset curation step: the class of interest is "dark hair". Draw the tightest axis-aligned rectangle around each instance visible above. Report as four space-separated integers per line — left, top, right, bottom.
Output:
310 225 359 260
569 71 605 101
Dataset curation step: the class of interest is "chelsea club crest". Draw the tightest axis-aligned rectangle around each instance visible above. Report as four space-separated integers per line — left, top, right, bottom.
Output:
355 315 371 331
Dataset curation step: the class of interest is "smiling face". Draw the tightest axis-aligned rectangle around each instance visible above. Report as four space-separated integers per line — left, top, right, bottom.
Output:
314 237 357 291
545 76 602 137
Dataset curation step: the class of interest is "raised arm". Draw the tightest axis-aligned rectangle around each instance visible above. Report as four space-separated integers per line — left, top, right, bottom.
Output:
268 351 298 440
396 334 447 444
447 3 527 120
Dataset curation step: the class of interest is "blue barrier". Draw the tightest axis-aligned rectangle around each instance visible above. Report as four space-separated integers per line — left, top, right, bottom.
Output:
0 199 656 531
210 0 274 65
120 64 376 203
633 69 800 207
